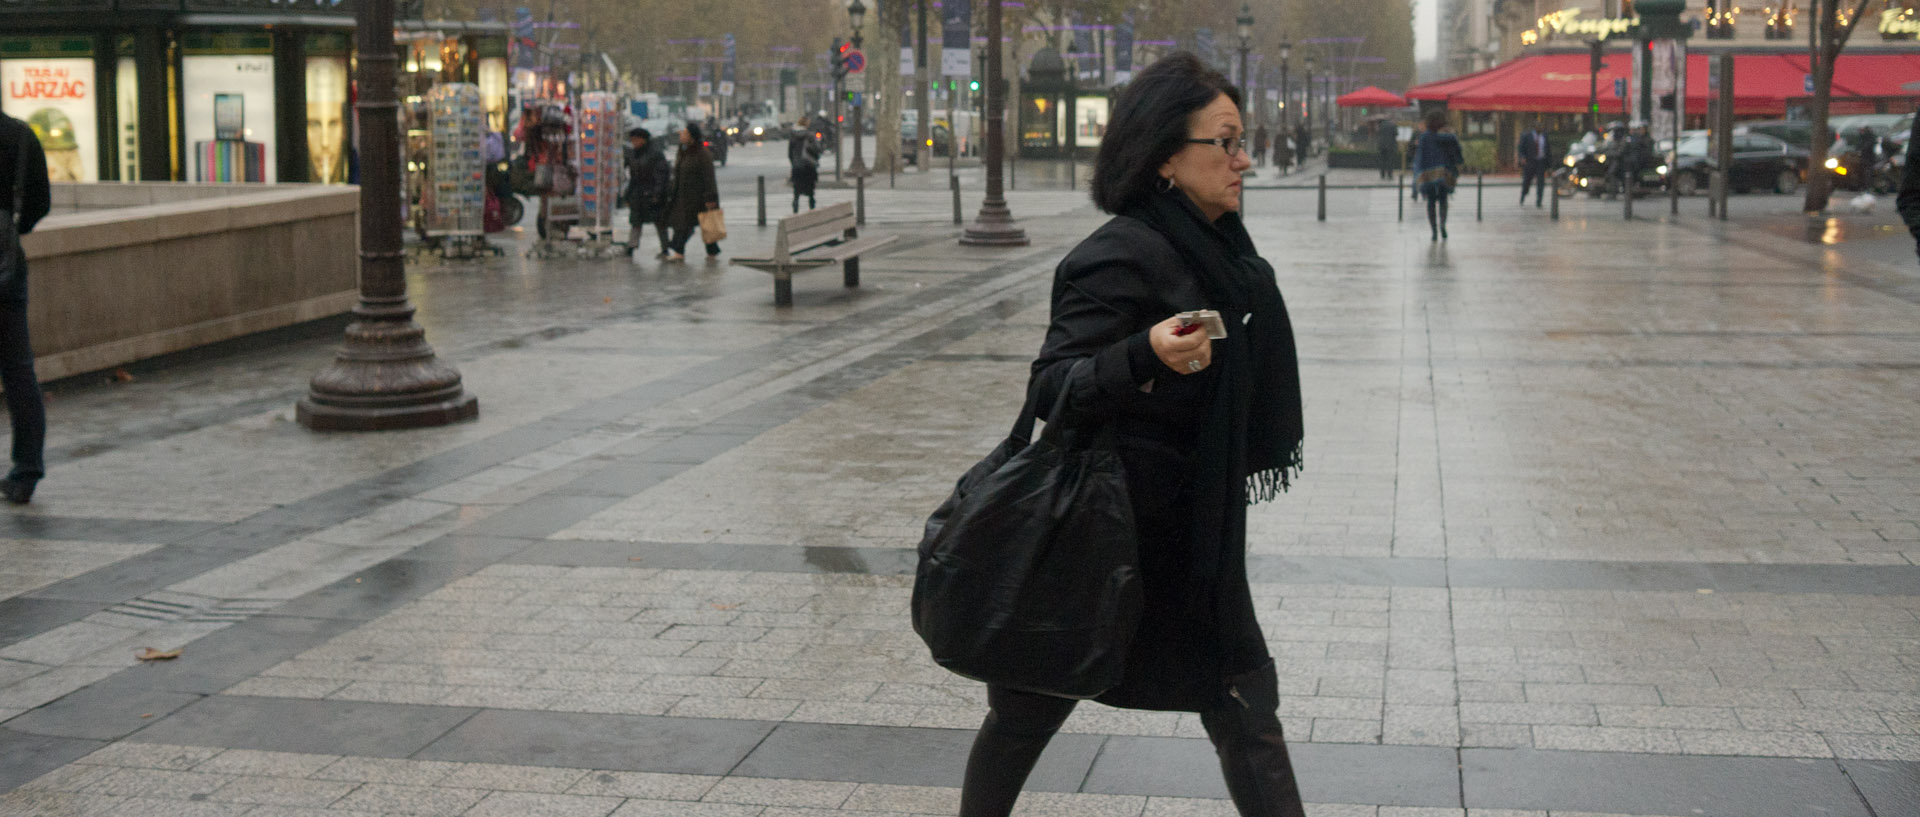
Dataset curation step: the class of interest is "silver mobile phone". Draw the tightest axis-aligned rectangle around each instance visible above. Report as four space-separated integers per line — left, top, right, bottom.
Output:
1176 310 1228 339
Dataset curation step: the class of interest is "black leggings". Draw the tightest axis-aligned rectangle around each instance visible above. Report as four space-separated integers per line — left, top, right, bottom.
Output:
0 304 43 483
668 226 720 256
1426 194 1450 237
960 669 1305 817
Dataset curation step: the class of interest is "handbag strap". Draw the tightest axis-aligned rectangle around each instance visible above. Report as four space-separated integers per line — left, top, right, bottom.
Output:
1008 376 1090 446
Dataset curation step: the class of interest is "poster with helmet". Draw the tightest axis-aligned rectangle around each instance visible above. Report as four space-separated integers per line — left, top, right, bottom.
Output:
1 58 99 182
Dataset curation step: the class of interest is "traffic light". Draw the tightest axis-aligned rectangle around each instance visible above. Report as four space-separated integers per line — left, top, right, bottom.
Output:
831 37 848 79
968 79 980 92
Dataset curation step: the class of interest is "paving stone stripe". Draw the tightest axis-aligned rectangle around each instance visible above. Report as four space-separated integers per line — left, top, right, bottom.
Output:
0 239 1066 652
71 698 1907 816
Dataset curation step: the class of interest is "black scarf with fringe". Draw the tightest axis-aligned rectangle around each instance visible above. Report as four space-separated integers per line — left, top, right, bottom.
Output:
1130 188 1304 504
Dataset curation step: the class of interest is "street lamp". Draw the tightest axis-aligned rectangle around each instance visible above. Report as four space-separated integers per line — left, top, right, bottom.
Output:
297 0 476 430
1279 39 1292 133
847 0 868 176
1303 55 1316 157
1235 4 1253 117
959 0 1028 246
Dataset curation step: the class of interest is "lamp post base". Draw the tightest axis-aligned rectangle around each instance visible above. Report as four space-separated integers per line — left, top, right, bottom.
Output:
960 201 1028 246
296 304 479 431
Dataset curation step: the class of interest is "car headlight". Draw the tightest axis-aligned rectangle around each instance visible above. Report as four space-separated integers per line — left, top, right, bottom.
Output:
1579 178 1589 187
1824 157 1839 169
1596 154 1606 163
753 126 763 135
1564 155 1577 167
1657 165 1669 175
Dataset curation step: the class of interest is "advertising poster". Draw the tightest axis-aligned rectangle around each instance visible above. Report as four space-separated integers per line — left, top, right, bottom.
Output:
305 56 348 183
116 58 138 181
1 58 99 182
941 0 971 77
183 54 277 182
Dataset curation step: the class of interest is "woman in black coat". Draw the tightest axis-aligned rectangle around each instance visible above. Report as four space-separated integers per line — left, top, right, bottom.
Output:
957 52 1307 817
664 123 721 260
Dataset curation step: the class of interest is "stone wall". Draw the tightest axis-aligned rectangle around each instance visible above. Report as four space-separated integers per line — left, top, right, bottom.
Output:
21 184 359 382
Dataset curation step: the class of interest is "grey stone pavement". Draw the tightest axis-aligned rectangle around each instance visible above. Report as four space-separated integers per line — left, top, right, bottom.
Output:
0 140 1916 817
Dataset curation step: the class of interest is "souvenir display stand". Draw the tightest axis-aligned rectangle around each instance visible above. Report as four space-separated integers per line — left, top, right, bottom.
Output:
424 83 499 257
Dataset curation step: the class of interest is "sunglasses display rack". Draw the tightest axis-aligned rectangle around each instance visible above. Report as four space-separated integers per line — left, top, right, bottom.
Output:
576 92 623 235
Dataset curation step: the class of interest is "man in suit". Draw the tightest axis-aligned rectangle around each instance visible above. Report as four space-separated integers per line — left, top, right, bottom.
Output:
1517 119 1552 207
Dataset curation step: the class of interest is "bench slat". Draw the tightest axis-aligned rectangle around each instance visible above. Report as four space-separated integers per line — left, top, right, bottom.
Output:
784 221 852 251
793 235 899 263
778 201 854 234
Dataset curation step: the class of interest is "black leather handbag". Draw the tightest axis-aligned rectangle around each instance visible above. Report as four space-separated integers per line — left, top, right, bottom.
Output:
912 387 1143 699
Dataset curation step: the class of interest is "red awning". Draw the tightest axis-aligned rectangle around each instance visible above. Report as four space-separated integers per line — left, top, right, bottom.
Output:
1335 86 1407 108
1406 52 1920 117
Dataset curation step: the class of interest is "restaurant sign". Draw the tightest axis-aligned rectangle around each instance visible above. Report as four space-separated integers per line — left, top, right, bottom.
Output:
1539 9 1637 39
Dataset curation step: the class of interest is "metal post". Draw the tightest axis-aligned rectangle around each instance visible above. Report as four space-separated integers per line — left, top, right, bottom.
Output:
297 0 475 431
1624 178 1634 220
757 175 767 226
856 174 866 225
1316 173 1326 221
959 0 1027 246
1550 184 1560 220
951 175 962 225
1476 173 1483 221
1397 172 1404 221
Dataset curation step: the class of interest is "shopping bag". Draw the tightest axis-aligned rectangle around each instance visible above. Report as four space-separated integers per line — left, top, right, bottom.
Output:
698 207 728 243
911 387 1142 699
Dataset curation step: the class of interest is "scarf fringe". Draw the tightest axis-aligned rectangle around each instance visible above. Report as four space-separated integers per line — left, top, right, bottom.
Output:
1246 442 1304 505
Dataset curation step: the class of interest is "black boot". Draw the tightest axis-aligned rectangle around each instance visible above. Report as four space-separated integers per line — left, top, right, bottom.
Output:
1200 662 1308 817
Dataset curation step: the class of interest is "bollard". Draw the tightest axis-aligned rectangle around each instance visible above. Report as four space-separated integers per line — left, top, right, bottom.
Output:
1397 173 1405 222
1317 174 1327 222
756 176 767 227
1550 184 1560 221
1623 180 1633 221
951 175 962 225
1476 173 1484 221
856 174 866 226
1069 158 1076 190
1670 172 1680 216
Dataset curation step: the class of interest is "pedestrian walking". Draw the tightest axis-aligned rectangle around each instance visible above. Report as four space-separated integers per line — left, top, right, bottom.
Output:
1517 119 1552 206
664 123 721 261
1252 125 1269 168
0 113 48 504
622 128 671 257
1293 121 1311 162
1410 110 1463 242
1897 113 1920 265
951 52 1307 817
514 104 574 240
1375 119 1400 180
788 118 820 213
1272 131 1292 172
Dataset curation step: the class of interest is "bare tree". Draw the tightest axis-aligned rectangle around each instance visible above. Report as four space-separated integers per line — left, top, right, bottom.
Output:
1802 0 1875 214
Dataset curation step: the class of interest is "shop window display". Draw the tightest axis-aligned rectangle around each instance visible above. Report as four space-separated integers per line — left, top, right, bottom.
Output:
1 57 98 182
183 53 277 182
305 56 348 183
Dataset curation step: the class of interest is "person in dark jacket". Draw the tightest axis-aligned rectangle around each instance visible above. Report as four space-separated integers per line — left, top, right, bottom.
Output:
0 114 48 504
664 123 721 260
1376 119 1402 180
1252 124 1269 168
1898 113 1920 264
788 118 820 213
622 128 671 257
1410 110 1464 241
956 52 1306 817
1517 119 1552 206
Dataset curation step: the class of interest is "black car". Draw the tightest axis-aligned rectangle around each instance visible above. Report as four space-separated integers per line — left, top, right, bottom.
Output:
1661 132 1807 196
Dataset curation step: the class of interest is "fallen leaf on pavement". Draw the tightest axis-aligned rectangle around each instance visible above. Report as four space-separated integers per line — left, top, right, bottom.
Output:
113 369 135 383
712 603 739 610
135 647 182 661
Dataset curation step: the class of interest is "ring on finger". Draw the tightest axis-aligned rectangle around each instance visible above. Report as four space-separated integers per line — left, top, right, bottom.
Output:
1186 359 1203 372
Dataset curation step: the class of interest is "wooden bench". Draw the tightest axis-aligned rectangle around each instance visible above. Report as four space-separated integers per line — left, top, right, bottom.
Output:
731 201 898 307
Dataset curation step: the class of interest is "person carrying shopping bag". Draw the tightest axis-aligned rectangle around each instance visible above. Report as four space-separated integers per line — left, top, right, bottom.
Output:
664 123 721 261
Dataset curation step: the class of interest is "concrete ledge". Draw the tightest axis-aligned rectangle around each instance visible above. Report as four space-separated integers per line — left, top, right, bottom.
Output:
19 184 359 382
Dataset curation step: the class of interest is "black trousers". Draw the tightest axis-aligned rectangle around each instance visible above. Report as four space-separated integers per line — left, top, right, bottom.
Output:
959 662 1306 817
1520 160 1548 204
668 226 719 256
0 303 44 483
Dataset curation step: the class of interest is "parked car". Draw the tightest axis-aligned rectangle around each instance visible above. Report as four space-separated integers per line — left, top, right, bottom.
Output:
1660 131 1807 195
1737 119 1813 150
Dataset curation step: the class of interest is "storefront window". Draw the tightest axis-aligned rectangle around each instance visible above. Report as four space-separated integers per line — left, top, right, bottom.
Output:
305 56 348 183
479 57 508 132
0 43 99 182
1074 96 1107 149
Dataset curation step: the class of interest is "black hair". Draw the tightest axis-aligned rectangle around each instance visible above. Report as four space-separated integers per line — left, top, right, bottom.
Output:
629 127 650 140
685 122 705 150
1091 52 1242 214
1424 110 1448 132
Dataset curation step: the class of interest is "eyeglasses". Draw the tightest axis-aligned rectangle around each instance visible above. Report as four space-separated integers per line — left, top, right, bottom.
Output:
1186 137 1248 158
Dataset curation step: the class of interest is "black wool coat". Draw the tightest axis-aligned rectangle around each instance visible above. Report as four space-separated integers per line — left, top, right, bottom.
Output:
666 147 719 233
623 143 671 225
1028 214 1270 713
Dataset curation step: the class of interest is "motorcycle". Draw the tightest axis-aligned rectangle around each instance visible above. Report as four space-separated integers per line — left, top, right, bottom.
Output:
1556 141 1606 197
1822 150 1897 194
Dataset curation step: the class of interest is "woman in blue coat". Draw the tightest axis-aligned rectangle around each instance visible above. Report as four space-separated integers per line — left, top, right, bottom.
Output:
1409 111 1464 241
